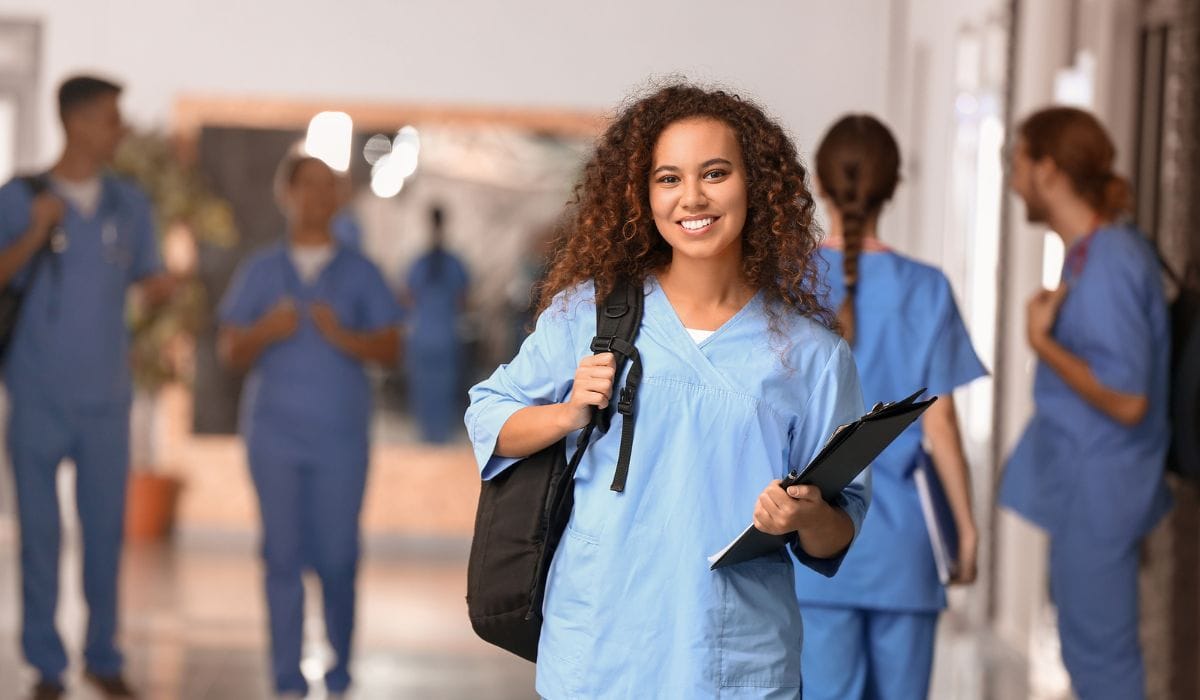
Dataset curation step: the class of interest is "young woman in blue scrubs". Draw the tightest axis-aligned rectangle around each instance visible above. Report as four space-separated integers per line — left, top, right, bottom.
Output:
1000 107 1171 700
792 115 986 700
466 84 870 698
218 155 401 700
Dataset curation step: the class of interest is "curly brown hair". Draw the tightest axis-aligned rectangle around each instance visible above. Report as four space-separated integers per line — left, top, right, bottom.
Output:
535 82 832 331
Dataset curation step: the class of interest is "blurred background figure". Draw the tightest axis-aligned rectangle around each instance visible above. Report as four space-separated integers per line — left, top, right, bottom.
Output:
403 205 469 444
0 74 171 700
504 221 556 357
217 154 401 699
794 114 986 700
999 107 1171 700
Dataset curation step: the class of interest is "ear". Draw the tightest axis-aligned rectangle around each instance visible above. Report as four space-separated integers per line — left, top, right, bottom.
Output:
1032 156 1060 190
277 187 297 218
61 110 81 138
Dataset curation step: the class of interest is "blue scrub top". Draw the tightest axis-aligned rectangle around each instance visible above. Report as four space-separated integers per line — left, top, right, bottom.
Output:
405 249 468 352
0 174 162 406
794 248 986 612
1001 225 1172 544
219 243 401 454
466 279 870 697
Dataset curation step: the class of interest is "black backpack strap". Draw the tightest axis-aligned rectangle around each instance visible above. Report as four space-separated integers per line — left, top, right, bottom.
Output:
611 343 642 492
589 279 644 493
20 174 49 195
9 175 53 289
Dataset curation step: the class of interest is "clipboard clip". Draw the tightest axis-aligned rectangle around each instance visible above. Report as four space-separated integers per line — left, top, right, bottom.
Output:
866 387 929 417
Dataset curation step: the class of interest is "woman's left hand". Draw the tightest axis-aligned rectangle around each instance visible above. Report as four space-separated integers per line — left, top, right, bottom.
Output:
311 302 345 344
753 481 832 536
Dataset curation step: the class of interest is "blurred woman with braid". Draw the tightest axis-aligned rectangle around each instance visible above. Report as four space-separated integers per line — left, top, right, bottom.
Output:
792 115 987 700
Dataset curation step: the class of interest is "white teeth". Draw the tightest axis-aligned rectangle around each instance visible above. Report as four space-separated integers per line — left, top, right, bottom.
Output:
681 217 714 231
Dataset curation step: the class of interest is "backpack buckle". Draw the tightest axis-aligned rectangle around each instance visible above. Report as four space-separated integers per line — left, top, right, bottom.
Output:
591 336 615 353
617 386 635 415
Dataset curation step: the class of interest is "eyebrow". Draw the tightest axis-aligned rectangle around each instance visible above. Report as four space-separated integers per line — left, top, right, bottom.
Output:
651 158 734 175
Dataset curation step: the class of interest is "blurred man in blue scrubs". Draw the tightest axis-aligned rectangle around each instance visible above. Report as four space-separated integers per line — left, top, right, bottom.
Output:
0 75 173 700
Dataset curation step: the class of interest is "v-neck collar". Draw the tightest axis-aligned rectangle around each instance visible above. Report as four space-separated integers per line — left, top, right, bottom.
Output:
52 173 117 225
282 242 343 295
648 275 761 350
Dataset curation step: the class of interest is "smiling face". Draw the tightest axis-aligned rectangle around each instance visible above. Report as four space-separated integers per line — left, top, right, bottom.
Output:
648 117 749 267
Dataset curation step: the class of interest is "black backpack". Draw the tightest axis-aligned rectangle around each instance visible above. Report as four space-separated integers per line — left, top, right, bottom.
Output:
1149 244 1200 480
466 281 643 662
1167 275 1200 480
0 175 53 366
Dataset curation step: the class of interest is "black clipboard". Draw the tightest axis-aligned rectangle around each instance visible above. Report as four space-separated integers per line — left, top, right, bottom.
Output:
708 388 936 570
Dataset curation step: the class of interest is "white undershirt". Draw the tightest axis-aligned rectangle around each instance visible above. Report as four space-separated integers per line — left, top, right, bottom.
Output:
685 327 714 344
289 243 335 284
51 175 102 218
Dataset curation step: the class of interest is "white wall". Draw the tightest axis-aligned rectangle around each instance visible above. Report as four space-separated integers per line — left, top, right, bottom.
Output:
993 0 1074 655
0 0 895 168
882 7 1010 695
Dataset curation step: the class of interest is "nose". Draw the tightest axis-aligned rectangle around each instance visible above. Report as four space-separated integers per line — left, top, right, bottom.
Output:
680 177 708 211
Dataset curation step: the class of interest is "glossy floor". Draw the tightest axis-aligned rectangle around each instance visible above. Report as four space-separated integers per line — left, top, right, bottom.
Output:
0 530 1057 700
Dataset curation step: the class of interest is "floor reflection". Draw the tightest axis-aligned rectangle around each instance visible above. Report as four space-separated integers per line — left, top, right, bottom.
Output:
0 528 534 699
0 523 1046 699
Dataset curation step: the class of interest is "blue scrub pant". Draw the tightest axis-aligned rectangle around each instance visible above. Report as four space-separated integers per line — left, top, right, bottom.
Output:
799 606 938 700
1049 524 1146 700
406 343 460 444
248 437 367 695
7 394 129 682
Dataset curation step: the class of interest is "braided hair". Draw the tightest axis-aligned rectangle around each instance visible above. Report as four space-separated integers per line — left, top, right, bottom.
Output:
815 115 901 345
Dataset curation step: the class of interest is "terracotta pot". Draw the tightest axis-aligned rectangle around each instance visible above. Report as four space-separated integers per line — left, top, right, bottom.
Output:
125 471 184 542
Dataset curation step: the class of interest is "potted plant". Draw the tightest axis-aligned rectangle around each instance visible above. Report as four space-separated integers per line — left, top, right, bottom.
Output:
113 132 238 541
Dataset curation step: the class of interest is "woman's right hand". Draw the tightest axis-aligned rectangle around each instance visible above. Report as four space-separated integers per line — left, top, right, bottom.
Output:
257 298 300 342
561 352 617 431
